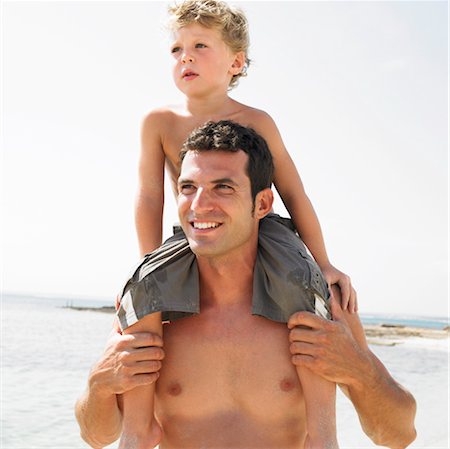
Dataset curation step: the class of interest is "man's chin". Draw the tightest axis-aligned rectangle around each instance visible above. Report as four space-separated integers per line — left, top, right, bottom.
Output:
186 238 222 258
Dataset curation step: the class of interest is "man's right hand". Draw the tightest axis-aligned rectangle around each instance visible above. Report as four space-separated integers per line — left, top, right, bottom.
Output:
88 328 165 398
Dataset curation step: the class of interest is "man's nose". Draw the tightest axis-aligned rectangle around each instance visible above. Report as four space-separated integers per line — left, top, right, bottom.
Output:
191 188 213 212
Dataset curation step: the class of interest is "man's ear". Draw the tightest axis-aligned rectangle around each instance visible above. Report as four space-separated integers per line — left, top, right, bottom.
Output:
230 51 246 75
254 188 274 219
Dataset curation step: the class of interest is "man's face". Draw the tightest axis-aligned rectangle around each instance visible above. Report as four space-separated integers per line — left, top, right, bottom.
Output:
177 150 259 260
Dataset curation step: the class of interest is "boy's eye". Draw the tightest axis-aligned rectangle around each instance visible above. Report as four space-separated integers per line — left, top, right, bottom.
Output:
195 43 207 49
171 46 181 54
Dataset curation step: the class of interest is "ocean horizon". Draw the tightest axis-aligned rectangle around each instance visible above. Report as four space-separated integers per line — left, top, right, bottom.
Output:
3 292 449 330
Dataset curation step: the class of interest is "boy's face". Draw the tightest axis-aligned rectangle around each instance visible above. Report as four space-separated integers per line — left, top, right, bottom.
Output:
170 23 244 97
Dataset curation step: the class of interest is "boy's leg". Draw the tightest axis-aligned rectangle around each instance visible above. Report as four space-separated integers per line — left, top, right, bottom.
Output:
119 313 163 449
297 365 338 449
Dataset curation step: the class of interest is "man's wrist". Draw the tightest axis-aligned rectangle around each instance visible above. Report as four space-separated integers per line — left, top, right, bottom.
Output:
88 369 114 400
346 350 382 392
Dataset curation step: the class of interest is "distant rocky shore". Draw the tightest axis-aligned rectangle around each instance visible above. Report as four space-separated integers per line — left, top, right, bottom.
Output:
64 305 449 345
363 323 449 345
63 305 115 313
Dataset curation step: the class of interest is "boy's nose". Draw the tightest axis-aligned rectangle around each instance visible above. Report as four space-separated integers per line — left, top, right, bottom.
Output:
181 53 195 64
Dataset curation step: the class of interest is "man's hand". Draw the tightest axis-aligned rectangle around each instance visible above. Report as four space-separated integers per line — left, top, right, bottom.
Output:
320 263 357 313
287 297 370 386
89 327 165 398
288 295 417 448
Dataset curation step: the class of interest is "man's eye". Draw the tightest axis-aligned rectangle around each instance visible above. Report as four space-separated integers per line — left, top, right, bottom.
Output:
180 184 195 192
216 184 233 192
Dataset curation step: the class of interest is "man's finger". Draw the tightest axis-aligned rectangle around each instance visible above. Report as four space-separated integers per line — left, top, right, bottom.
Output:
130 360 163 375
289 341 316 356
127 332 164 348
288 326 318 344
287 311 326 330
132 372 160 387
291 354 315 367
128 346 165 363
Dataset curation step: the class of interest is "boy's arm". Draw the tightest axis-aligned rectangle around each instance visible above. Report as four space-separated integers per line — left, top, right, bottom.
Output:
119 314 163 448
75 329 164 447
135 111 167 257
288 289 417 449
252 112 356 309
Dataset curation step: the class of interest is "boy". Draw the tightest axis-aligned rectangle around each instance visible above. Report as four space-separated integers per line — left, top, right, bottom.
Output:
117 1 355 448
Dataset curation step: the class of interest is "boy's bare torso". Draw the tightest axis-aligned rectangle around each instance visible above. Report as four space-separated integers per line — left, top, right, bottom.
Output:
155 299 307 449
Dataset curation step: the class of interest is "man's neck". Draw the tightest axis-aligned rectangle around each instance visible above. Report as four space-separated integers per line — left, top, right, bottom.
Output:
197 250 256 308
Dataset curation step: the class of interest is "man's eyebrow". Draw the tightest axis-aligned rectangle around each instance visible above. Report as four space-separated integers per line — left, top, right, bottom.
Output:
178 178 194 186
212 178 238 186
178 178 238 186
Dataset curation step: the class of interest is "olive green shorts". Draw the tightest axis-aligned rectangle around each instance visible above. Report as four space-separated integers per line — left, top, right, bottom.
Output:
116 214 330 330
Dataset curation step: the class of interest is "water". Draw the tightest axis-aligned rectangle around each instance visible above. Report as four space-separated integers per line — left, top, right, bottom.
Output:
1 294 449 448
360 314 449 330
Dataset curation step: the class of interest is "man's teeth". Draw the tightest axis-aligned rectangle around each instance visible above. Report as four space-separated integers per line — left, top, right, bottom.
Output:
193 222 220 229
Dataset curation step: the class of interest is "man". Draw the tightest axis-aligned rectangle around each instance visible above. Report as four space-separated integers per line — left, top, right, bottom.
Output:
76 121 416 449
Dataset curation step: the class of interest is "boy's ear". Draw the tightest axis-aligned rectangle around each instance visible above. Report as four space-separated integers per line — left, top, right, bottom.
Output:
254 188 274 219
230 51 246 75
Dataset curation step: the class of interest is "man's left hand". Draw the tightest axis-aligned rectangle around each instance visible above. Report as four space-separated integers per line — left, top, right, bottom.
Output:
287 297 371 386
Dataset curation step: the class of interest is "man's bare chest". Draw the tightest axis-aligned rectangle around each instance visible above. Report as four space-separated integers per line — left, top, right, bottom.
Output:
155 312 303 421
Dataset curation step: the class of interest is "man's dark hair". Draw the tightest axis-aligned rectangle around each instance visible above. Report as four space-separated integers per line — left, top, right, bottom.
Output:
180 120 274 202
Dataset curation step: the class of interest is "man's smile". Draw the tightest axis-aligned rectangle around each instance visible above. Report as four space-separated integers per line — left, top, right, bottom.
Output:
190 221 222 230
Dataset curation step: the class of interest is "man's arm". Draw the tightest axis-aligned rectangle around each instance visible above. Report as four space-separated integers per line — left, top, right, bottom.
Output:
288 291 416 449
75 329 164 448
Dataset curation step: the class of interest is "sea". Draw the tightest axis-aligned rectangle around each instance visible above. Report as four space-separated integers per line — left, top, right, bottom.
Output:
1 294 449 449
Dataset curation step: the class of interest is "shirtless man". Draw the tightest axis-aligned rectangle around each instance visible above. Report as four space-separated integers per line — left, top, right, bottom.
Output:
75 122 416 449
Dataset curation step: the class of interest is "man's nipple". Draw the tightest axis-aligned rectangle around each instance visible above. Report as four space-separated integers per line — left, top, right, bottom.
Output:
167 382 183 396
279 377 296 392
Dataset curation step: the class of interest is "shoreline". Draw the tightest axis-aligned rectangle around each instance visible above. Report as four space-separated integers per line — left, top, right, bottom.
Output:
363 323 449 345
64 305 449 344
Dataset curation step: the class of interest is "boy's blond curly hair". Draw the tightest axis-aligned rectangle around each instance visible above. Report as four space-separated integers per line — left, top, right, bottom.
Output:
168 0 250 89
